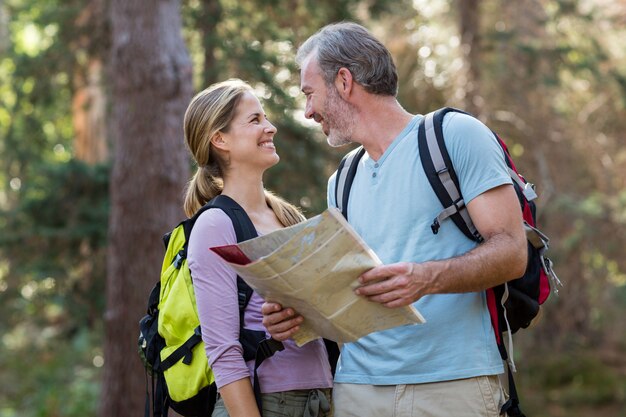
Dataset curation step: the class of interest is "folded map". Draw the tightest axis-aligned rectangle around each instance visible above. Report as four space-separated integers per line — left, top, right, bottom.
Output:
211 207 425 346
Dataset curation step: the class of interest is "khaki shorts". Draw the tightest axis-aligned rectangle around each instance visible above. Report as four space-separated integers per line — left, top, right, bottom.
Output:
212 388 332 417
332 375 506 417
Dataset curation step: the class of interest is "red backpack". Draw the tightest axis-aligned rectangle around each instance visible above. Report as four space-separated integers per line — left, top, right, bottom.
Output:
335 107 561 417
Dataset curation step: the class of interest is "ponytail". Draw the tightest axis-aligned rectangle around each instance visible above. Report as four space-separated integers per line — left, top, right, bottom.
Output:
183 165 223 218
265 190 306 227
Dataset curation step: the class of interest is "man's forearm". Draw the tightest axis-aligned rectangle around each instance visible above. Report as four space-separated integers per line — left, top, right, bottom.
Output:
424 230 527 296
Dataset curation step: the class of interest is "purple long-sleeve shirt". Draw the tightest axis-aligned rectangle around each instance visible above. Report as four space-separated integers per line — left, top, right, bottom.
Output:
188 208 333 393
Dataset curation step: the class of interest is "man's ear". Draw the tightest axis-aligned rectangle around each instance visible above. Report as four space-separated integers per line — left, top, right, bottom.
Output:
211 132 229 151
334 67 353 99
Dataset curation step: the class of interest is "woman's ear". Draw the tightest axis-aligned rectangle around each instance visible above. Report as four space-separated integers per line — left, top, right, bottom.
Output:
211 132 229 151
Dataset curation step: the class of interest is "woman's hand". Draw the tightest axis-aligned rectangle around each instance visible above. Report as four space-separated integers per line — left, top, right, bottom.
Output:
261 302 304 341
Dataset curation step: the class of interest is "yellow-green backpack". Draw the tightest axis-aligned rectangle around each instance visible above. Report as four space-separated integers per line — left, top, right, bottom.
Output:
138 195 283 417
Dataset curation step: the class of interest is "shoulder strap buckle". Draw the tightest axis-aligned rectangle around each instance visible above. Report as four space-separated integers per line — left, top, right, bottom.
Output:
431 218 440 234
174 251 184 269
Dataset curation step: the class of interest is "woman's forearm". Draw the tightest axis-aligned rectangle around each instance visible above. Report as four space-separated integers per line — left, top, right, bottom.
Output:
219 377 261 417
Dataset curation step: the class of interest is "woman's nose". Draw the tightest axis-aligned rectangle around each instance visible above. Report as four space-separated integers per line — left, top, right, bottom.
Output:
264 120 277 134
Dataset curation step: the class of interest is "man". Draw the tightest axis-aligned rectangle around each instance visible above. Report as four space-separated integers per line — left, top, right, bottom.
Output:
262 22 527 417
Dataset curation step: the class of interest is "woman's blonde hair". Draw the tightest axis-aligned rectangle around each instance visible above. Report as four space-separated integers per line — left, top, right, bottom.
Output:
182 79 305 226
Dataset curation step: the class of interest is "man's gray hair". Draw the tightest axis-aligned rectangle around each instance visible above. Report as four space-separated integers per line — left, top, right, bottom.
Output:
296 22 398 96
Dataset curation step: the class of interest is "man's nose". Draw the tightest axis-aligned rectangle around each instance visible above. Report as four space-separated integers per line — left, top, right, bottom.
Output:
304 101 314 119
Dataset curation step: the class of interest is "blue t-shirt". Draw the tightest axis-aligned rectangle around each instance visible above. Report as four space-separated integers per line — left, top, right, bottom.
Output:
327 112 512 385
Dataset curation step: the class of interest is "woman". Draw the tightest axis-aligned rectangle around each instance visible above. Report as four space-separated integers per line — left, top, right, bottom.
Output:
183 79 333 417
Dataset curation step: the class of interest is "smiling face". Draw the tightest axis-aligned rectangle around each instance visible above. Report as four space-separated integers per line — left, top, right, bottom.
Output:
301 53 356 147
216 91 279 170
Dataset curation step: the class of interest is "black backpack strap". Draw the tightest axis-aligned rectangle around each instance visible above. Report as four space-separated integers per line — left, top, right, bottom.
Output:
150 371 168 417
160 326 203 370
335 146 366 220
209 194 258 241
323 338 340 376
193 194 258 241
418 107 483 242
500 361 526 417
252 338 286 410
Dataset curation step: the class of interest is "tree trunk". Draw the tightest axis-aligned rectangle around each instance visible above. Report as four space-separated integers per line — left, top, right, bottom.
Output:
198 0 222 87
100 1 193 415
73 59 108 164
72 0 109 164
457 0 482 116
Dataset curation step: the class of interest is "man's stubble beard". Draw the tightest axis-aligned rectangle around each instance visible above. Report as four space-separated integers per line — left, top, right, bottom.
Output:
324 86 357 148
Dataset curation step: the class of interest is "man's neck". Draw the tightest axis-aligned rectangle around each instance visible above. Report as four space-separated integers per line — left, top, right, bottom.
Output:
351 97 414 161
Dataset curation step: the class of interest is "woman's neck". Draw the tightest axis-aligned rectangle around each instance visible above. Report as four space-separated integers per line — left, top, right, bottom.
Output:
221 170 284 234
221 171 267 214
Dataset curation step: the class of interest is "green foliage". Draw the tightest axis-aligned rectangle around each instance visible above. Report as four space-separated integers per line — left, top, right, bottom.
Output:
519 351 626 416
0 161 108 417
1 2 109 414
0 327 102 417
1 159 108 269
3 158 107 249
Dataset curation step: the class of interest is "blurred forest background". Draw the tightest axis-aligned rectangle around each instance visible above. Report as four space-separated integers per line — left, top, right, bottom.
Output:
1 0 625 416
